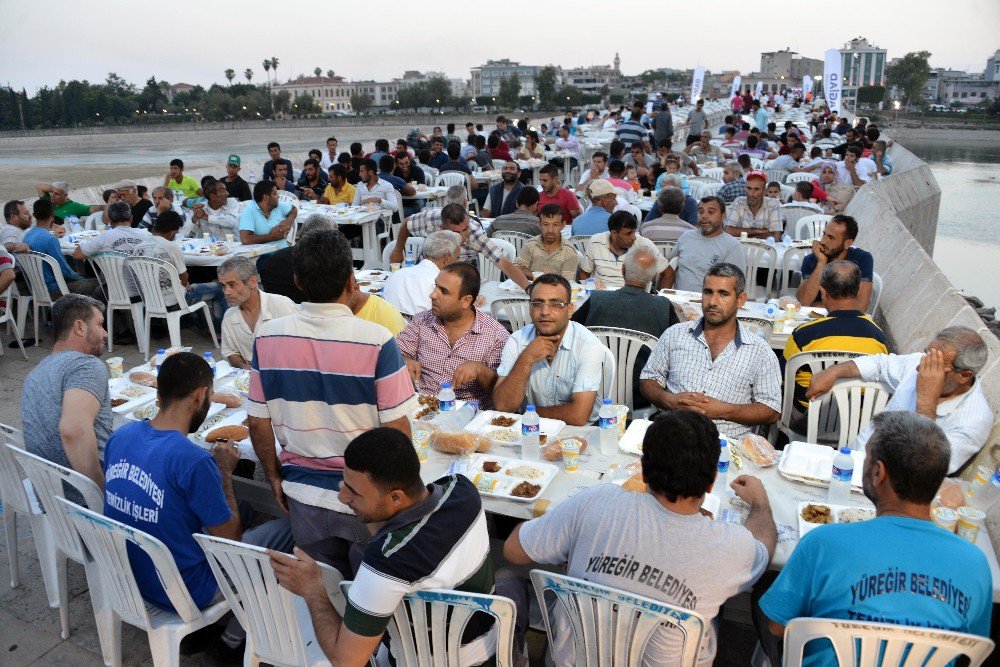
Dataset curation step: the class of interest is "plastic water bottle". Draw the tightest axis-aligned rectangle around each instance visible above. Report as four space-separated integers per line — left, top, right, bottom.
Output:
598 398 618 455
404 247 416 268
154 348 166 373
65 215 80 232
203 351 217 378
585 277 596 296
438 400 478 430
828 447 854 504
249 171 256 185
437 381 456 412
521 405 540 460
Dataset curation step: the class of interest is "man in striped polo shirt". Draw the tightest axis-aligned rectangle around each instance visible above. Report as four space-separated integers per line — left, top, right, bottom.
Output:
248 229 418 576
269 428 495 665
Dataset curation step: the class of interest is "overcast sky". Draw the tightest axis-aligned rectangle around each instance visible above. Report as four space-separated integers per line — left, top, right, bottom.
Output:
1 0 997 92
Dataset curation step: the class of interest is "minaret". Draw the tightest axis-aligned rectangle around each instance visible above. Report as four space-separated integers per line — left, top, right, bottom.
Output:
613 52 621 71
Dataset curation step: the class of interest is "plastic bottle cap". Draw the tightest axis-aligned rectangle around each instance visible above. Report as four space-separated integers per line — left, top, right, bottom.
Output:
441 381 451 389
603 397 612 405
157 349 165 354
526 404 536 411
840 447 851 454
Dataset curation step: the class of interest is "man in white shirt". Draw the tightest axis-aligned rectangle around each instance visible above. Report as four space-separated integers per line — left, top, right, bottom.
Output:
579 210 667 289
806 326 992 474
381 230 461 316
318 136 338 171
835 146 876 186
191 179 240 239
218 255 297 370
73 201 149 290
351 158 398 213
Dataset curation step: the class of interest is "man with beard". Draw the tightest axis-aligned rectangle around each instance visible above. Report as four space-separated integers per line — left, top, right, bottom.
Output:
218 255 297 370
796 214 874 311
759 412 992 664
481 161 525 218
191 178 241 240
724 171 783 242
662 196 745 292
296 158 329 201
397 262 509 409
493 273 609 426
640 263 781 440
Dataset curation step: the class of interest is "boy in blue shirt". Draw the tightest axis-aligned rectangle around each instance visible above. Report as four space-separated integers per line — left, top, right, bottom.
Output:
23 199 97 297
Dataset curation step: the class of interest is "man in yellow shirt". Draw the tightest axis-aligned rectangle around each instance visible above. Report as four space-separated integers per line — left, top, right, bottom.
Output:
320 164 355 206
351 285 407 336
164 159 202 199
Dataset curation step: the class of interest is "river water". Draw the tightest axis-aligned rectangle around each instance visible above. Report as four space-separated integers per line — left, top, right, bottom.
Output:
0 126 996 308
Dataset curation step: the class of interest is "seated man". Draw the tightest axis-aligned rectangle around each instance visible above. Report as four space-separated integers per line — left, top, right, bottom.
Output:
724 171 782 242
571 179 616 236
514 203 579 282
320 164 356 206
191 178 240 240
806 326 991 473
640 263 782 440
377 154 416 198
382 230 461 316
784 261 888 416
350 278 408 337
163 158 202 200
537 164 582 226
576 151 609 194
716 162 747 204
398 262 509 408
273 162 298 194
140 186 175 231
239 180 297 248
34 180 104 219
684 130 730 163
392 153 425 217
639 186 695 242
22 294 111 490
624 142 657 189
222 154 253 202
486 186 541 238
493 274 608 426
352 158 401 214
24 199 98 297
219 255 298 370
268 428 496 665
256 214 340 304
760 412 992 663
262 141 294 182
296 158 329 201
835 145 876 187
796 214 874 311
503 410 775 666
3 199 31 253
0 247 13 294
482 161 525 218
579 210 666 290
427 137 449 170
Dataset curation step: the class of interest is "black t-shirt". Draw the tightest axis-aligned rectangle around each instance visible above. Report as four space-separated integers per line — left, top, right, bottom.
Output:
263 158 294 182
224 176 252 201
256 248 304 303
439 160 472 175
130 199 153 227
393 164 425 187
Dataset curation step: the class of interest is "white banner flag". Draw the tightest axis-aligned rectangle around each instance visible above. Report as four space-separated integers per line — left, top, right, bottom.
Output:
803 75 813 94
754 81 764 98
824 48 843 114
690 66 705 102
730 75 742 98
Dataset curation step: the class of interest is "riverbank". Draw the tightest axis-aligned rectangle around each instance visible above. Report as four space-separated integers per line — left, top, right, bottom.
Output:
886 126 1000 146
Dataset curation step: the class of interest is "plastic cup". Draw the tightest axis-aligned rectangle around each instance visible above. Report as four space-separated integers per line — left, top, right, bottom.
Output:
615 405 629 440
106 357 123 378
561 439 581 472
956 506 985 542
930 506 958 532
740 231 749 240
390 263 402 272
225 233 234 243
412 428 431 462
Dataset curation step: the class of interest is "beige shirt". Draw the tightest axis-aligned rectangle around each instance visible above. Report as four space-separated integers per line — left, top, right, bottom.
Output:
220 289 298 363
515 236 580 282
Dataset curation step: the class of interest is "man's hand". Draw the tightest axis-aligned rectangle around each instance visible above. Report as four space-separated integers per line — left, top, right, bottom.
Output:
271 219 293 240
811 240 828 265
210 440 240 474
730 475 769 507
676 392 727 419
269 476 289 514
192 203 207 221
805 367 838 400
916 349 946 409
268 547 326 603
453 361 481 388
404 357 422 384
523 335 559 364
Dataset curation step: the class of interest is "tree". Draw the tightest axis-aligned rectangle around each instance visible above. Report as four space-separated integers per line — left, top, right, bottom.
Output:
886 51 932 107
856 86 886 106
555 85 584 109
425 76 452 108
262 59 271 85
273 90 291 115
270 57 279 83
225 69 235 85
498 73 521 109
326 69 334 79
291 93 316 116
244 68 253 83
536 65 558 109
314 67 322 77
350 92 372 114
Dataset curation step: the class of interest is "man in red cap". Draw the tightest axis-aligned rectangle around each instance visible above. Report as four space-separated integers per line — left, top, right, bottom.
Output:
724 171 783 242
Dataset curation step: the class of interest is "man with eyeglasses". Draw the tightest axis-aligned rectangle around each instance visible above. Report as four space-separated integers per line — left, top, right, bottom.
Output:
493 273 608 426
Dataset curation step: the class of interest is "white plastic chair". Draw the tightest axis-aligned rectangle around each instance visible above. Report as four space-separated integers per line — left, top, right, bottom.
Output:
589 327 658 415
0 430 54 596
776 247 810 297
9 445 112 657
771 350 862 445
277 190 300 207
89 251 146 355
651 241 675 259
782 617 995 667
739 240 777 300
491 159 507 171
868 271 882 316
737 316 773 346
478 238 516 284
780 204 823 232
569 235 590 256
0 282 28 360
13 250 69 344
124 255 219 359
699 167 724 181
490 297 532 332
785 172 819 184
794 215 831 241
748 157 765 170
493 230 533 256
61 500 231 667
530 570 706 667
340 581 516 667
195 534 345 667
808 378 892 447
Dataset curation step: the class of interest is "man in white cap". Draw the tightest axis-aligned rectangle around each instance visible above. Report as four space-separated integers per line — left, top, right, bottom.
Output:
571 179 618 236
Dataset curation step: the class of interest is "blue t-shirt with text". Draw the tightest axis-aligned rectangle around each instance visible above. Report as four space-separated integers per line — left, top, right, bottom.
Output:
102 420 233 611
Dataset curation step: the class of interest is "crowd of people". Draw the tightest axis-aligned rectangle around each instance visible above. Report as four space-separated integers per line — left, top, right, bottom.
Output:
4 95 996 666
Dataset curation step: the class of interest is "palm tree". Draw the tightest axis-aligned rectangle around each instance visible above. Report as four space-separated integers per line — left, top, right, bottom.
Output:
326 69 334 78
270 57 279 83
262 59 271 85
244 68 253 84
224 69 235 85
314 67 322 78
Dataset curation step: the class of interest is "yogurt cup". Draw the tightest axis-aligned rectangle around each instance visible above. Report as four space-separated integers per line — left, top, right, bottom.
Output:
106 357 123 379
956 507 985 542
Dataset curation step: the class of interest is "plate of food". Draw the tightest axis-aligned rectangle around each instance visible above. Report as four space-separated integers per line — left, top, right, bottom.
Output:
461 453 560 502
618 419 651 455
196 410 250 443
464 410 564 441
108 377 158 414
126 401 226 424
798 501 875 538
779 442 865 491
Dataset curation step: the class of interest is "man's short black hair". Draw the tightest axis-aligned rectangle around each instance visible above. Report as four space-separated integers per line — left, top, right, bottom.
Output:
4 199 24 221
641 411 720 501
329 163 348 179
528 273 571 301
446 140 461 160
253 180 276 204
327 136 338 143
153 210 183 234
440 203 468 227
32 198 54 221
794 181 813 198
830 213 859 240
157 351 214 410
658 138 672 150
487 133 500 149
539 163 560 178
538 203 563 220
441 261 480 301
308 149 321 161
169 158 184 170
432 136 444 146
516 187 539 207
350 142 363 156
267 141 280 151
304 158 320 170
200 175 218 190
608 159 626 177
292 229 353 302
52 293 103 341
374 138 390 152
344 427 424 498
607 210 638 233
361 158 378 174
378 155 395 173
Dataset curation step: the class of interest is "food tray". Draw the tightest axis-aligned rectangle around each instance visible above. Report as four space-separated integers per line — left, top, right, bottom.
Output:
124 401 226 424
455 453 560 502
797 501 876 538
195 410 248 443
214 369 251 395
779 442 865 491
108 378 157 414
658 288 703 303
618 419 651 455
464 411 565 441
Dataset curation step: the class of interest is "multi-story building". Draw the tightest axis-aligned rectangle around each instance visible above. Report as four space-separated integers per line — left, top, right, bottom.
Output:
273 75 356 113
470 59 539 98
985 49 1000 82
559 53 622 93
352 80 403 109
940 76 998 106
839 37 887 108
760 49 823 81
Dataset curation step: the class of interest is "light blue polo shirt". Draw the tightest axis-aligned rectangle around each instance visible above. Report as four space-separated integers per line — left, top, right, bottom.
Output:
238 201 293 248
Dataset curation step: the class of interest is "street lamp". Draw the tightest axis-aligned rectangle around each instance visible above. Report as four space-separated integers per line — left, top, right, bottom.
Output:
893 99 900 125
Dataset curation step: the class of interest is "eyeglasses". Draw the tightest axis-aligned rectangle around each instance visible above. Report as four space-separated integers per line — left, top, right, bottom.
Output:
529 299 569 310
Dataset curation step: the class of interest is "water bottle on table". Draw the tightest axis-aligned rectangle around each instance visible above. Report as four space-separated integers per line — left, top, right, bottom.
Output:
598 398 618 456
521 405 540 460
827 447 854 504
717 437 731 496
404 247 416 268
585 277 596 296
437 381 456 413
154 348 166 373
203 351 217 378
438 400 478 430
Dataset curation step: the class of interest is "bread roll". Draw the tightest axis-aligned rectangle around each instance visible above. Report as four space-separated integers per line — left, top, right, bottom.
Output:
430 430 490 455
211 392 243 408
541 436 589 461
936 479 964 510
129 371 157 388
741 434 777 467
204 425 249 442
